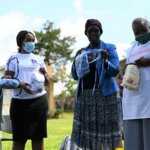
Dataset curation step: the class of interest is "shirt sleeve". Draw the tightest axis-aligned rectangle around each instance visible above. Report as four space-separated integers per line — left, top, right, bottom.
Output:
104 44 120 77
71 59 78 80
5 56 16 72
38 57 47 71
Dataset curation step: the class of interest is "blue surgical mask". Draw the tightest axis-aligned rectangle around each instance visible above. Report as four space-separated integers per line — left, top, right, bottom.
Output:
23 42 35 53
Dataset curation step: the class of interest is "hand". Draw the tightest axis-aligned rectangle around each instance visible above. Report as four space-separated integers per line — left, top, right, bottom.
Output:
19 83 33 94
1 75 12 79
39 68 50 86
75 48 83 57
39 67 46 75
135 57 150 67
101 50 108 60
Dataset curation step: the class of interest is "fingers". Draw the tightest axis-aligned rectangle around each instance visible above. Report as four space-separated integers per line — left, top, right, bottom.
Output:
24 83 30 86
101 50 107 55
135 57 144 62
39 68 46 74
24 86 33 94
19 83 33 94
101 50 108 59
135 57 145 66
2 75 12 79
19 83 28 88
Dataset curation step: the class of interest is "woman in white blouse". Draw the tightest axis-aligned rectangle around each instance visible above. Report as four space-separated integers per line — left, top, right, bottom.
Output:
122 17 150 150
4 30 49 150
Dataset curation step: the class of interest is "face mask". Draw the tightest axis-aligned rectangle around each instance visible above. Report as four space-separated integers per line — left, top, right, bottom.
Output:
135 32 150 44
23 42 35 53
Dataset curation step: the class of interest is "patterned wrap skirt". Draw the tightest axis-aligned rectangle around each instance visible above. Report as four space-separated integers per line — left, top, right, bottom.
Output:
71 89 122 150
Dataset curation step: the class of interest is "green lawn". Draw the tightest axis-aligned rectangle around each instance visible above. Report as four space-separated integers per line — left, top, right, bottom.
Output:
1 111 74 150
1 112 124 150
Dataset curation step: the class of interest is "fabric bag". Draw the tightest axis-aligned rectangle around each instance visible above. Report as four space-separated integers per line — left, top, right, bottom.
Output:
122 64 140 90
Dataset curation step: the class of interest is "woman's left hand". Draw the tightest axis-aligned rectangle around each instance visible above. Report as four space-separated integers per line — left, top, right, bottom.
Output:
19 83 33 94
39 67 50 86
1 75 12 79
101 50 108 60
101 50 108 68
39 68 46 75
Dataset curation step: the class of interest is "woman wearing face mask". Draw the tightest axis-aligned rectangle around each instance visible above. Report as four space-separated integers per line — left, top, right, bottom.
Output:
71 19 122 150
4 30 49 150
122 17 150 150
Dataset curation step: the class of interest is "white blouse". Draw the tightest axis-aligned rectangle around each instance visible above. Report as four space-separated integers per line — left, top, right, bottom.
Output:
6 53 46 100
122 41 150 120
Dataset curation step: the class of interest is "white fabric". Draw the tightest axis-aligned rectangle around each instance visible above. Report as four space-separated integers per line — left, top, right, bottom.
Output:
122 41 150 120
6 53 46 99
122 64 140 90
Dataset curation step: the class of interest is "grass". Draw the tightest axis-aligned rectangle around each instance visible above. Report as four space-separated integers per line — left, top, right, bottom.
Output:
1 111 124 150
1 111 73 150
45 111 73 150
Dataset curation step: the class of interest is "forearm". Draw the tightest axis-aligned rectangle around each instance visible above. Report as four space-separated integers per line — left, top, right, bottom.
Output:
39 67 50 86
139 58 150 67
43 73 50 86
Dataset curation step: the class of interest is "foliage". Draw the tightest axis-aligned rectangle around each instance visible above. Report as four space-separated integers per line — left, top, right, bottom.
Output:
64 74 77 96
47 109 64 119
54 66 77 98
34 20 76 68
34 20 77 98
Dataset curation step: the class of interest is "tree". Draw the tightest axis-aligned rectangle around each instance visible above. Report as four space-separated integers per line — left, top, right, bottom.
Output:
34 20 77 99
33 21 76 117
55 67 77 112
34 20 76 67
54 66 77 97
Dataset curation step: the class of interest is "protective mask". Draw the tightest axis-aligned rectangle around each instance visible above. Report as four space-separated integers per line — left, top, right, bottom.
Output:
135 32 150 44
23 42 35 53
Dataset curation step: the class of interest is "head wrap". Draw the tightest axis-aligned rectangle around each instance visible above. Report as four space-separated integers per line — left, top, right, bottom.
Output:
85 19 103 35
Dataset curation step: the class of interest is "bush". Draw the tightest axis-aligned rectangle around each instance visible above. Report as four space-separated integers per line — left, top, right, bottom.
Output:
47 109 64 119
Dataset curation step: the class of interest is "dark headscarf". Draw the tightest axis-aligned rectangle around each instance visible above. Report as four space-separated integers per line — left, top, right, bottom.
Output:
85 19 103 35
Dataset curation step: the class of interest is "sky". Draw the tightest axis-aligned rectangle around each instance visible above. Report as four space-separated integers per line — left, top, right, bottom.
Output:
0 0 150 66
0 0 150 95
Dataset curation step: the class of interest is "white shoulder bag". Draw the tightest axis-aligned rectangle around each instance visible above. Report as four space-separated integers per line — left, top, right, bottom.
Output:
122 64 140 90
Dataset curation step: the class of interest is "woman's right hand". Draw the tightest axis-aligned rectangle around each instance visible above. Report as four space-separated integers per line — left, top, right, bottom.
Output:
101 50 108 60
3 71 14 79
18 83 33 94
1 75 12 79
75 48 83 57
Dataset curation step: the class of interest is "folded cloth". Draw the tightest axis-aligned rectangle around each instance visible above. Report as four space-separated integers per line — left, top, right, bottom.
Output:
75 49 102 78
0 78 20 89
30 74 43 93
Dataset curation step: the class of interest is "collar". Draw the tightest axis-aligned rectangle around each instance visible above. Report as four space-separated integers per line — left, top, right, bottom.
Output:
85 40 106 50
